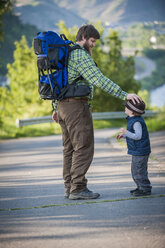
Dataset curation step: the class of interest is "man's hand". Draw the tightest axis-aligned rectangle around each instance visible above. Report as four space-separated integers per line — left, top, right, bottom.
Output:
127 94 141 104
52 112 59 123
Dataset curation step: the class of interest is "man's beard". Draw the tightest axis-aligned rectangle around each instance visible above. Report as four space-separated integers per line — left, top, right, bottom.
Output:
83 41 92 56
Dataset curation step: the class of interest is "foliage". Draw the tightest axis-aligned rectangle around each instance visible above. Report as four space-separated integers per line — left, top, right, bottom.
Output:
119 22 165 50
0 21 141 138
0 121 62 139
92 30 141 112
0 35 52 130
7 36 38 115
1 113 165 140
119 21 165 92
146 108 165 132
0 35 47 131
0 86 11 127
57 23 140 112
57 21 78 42
138 90 150 109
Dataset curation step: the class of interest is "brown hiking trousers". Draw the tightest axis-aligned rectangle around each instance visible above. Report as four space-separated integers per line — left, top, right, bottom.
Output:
57 99 94 194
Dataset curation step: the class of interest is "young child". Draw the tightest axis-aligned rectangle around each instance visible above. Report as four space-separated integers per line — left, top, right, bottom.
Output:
117 100 152 196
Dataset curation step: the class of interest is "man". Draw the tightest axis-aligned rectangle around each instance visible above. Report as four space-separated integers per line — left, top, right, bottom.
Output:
52 24 141 200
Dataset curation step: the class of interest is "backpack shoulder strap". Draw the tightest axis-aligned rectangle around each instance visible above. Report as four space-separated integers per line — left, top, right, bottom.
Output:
68 45 84 85
69 44 83 53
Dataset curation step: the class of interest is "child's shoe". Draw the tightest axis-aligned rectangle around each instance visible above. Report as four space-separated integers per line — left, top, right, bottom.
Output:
132 189 151 197
130 188 139 194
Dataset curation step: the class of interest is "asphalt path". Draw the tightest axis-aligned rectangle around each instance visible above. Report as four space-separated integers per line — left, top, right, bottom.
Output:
0 129 165 248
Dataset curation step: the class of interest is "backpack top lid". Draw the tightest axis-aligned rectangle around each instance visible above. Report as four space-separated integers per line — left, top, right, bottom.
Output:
36 31 65 44
34 31 72 55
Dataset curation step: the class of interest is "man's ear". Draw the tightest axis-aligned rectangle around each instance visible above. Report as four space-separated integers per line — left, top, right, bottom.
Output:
82 36 86 41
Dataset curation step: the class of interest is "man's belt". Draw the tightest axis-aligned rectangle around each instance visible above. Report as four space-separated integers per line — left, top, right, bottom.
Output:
60 98 88 103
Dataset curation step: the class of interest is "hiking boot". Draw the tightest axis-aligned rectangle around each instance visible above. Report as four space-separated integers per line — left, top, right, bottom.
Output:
64 188 70 198
132 189 151 197
69 188 100 200
130 188 139 194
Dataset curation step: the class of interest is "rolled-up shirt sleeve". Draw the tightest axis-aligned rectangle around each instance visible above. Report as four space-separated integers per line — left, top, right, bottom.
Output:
76 50 128 100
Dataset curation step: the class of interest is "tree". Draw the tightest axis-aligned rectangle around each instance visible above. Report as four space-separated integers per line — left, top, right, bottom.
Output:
7 36 40 116
92 30 141 112
0 22 141 130
0 35 52 128
0 86 11 127
57 22 140 112
58 21 78 42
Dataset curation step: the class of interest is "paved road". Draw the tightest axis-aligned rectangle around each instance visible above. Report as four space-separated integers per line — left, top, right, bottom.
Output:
0 129 165 248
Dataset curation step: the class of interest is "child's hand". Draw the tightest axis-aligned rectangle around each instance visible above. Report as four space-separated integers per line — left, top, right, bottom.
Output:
120 128 126 135
116 134 123 140
116 127 126 140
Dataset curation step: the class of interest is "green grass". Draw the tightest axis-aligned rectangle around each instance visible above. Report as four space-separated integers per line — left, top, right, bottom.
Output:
145 115 165 132
0 121 62 140
0 194 164 212
0 119 126 140
93 119 126 129
0 112 165 140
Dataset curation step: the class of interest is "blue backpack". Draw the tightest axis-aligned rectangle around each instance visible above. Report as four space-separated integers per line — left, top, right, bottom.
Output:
34 31 91 100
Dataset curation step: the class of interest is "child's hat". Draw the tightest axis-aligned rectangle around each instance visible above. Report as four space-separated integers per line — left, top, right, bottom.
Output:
123 100 145 114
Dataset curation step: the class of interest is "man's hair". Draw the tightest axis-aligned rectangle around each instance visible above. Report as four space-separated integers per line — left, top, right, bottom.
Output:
76 24 100 41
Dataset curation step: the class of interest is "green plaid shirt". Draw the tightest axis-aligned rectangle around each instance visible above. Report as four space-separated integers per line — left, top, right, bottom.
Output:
68 45 128 100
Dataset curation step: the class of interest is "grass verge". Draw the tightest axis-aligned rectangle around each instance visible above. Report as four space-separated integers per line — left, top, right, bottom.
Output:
0 119 126 140
0 194 164 212
0 111 165 140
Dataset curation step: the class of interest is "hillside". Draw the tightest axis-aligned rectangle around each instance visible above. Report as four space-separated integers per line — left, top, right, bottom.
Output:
14 0 87 31
0 12 39 76
121 0 165 24
1 0 165 78
14 0 165 30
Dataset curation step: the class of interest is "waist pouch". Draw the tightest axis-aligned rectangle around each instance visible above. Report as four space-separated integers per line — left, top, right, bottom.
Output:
59 84 91 99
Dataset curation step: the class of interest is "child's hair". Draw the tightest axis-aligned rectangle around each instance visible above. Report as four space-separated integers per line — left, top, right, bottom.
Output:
132 111 142 117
